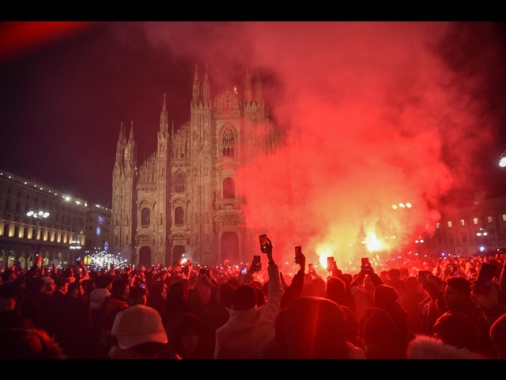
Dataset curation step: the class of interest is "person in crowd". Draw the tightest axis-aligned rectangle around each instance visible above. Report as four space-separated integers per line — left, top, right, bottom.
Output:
0 281 34 329
189 268 227 358
359 307 408 359
407 312 488 359
15 276 53 332
418 273 446 336
312 277 326 298
103 277 130 331
349 271 374 321
472 274 506 327
0 327 66 359
64 279 94 359
214 235 282 359
489 313 506 359
88 273 113 357
164 278 193 332
280 250 305 309
108 304 182 359
398 275 428 337
129 284 148 306
326 276 348 307
262 296 366 359
167 311 208 359
147 280 168 321
441 276 495 357
386 268 407 297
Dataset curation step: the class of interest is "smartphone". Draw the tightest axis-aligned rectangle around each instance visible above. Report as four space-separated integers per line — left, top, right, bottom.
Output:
361 257 371 273
308 263 315 273
295 246 302 264
473 262 497 294
327 257 335 271
240 266 247 275
259 234 269 253
253 255 262 271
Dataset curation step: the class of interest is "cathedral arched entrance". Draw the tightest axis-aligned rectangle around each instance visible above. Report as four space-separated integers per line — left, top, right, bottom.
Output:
221 232 239 265
139 246 151 267
172 245 185 266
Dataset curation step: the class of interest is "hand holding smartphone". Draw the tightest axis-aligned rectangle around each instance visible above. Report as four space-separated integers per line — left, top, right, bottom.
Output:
259 234 271 254
361 257 371 273
295 246 303 264
253 255 262 272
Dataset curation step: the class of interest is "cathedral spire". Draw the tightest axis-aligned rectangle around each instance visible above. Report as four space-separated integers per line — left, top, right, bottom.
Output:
115 121 126 166
192 64 200 105
129 121 134 141
203 64 210 106
160 93 168 134
244 68 252 102
254 69 263 102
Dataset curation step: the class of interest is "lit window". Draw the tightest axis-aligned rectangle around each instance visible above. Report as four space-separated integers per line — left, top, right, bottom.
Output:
447 221 452 228
502 214 506 222
460 219 465 226
473 217 479 225
436 222 440 229
488 216 494 223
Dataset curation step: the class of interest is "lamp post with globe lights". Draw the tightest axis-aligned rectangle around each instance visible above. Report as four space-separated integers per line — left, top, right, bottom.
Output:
499 151 506 168
476 227 488 254
26 209 50 264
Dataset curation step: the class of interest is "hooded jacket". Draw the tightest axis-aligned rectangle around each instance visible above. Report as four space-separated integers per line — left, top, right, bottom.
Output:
214 262 282 359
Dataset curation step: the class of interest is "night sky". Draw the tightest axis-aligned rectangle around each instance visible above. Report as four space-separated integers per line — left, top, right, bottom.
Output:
2 21 506 264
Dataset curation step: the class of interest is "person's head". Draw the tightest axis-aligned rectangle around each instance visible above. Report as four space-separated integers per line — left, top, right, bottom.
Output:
111 278 130 299
94 274 113 289
374 284 399 309
168 312 204 357
404 276 419 290
25 277 45 295
444 276 472 309
360 307 406 359
109 304 169 359
129 285 148 305
388 268 401 281
231 284 257 311
41 276 56 294
0 282 16 311
217 282 236 308
433 312 478 351
54 276 70 294
1 268 16 282
0 328 66 359
271 296 350 359
326 277 346 304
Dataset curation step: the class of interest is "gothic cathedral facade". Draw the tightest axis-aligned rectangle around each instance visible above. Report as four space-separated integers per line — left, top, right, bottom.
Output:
111 66 282 267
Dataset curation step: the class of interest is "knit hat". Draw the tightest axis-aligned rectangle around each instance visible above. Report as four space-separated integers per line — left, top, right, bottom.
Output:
374 284 398 308
111 305 168 349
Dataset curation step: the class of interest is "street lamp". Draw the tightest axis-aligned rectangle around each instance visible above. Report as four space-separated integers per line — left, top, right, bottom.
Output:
27 210 50 219
476 227 488 253
499 151 506 168
26 209 50 241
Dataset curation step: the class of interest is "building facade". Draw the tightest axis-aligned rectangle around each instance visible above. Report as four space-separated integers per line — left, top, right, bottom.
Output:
111 67 283 267
423 195 506 257
0 169 111 269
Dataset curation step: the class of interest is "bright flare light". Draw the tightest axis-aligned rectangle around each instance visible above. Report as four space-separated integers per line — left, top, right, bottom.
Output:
315 242 334 268
363 232 384 252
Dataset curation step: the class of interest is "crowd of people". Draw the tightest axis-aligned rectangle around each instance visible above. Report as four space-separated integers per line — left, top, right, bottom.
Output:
0 236 505 360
